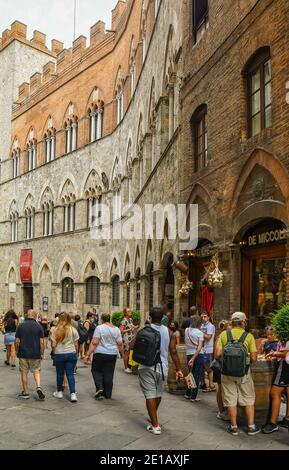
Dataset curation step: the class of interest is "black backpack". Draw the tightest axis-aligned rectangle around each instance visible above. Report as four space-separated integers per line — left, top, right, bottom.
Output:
221 330 250 377
133 325 164 378
77 321 89 344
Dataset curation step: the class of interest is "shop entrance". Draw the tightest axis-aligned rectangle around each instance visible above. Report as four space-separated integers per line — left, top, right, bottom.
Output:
23 284 33 313
241 221 286 331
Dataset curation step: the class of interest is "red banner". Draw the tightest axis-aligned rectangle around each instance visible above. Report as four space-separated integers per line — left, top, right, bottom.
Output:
20 249 33 283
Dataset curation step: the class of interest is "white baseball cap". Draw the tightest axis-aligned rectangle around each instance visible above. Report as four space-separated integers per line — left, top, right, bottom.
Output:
231 312 247 322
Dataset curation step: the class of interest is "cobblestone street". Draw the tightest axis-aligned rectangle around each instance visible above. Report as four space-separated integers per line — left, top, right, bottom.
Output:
0 338 288 450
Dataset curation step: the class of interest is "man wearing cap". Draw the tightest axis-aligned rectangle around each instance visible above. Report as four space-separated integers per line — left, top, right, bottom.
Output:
215 312 260 436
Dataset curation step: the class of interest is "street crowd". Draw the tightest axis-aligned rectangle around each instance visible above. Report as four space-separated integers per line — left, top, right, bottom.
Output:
0 306 289 438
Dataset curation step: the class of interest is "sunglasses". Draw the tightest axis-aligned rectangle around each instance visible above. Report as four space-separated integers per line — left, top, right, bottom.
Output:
265 327 274 331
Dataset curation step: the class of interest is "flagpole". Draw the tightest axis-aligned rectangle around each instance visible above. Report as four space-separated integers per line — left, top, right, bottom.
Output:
73 0 77 41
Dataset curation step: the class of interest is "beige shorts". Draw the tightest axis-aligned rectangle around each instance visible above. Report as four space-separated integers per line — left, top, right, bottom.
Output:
221 372 255 407
19 359 41 373
138 368 165 399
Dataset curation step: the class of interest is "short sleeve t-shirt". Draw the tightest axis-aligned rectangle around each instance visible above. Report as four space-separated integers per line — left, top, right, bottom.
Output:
201 321 216 354
50 326 79 354
15 319 44 359
185 328 204 356
217 328 257 354
4 312 18 333
93 324 122 355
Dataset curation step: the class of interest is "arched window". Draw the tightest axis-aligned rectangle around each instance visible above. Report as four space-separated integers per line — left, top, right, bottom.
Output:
87 195 102 228
43 202 54 236
86 276 100 305
191 104 208 172
89 106 104 143
25 208 35 239
62 278 74 304
148 263 154 310
135 268 141 312
10 212 19 242
116 88 124 125
64 202 76 232
12 149 20 178
65 118 78 153
245 48 272 137
45 129 56 163
27 139 37 171
112 275 120 307
125 273 131 308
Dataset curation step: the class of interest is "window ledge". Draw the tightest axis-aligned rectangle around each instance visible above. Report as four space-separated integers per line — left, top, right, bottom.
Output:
241 127 273 153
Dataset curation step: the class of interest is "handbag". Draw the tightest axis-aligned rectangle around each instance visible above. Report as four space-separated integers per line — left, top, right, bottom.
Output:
185 371 197 389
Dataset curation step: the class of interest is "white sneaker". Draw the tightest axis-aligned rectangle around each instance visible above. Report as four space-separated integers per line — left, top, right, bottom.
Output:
70 393 78 403
125 368 132 374
147 424 162 435
217 411 230 421
53 391 63 399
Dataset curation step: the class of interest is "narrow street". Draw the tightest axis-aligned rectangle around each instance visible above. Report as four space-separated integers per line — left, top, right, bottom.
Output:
0 338 288 450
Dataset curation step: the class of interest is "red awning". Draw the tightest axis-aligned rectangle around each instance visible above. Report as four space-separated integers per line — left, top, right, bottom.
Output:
20 249 33 283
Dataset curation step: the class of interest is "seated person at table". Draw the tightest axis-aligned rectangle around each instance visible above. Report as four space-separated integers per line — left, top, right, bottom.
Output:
258 326 278 356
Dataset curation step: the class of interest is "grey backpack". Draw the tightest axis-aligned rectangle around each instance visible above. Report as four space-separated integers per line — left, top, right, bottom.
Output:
221 330 250 377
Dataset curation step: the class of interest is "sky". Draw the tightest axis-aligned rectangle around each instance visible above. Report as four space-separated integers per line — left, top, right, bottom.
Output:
0 0 118 49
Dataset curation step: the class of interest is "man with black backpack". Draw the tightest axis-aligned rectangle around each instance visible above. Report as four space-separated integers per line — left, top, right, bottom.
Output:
133 306 183 435
215 312 260 436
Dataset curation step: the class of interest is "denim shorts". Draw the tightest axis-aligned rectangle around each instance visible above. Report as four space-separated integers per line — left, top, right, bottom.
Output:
4 332 16 346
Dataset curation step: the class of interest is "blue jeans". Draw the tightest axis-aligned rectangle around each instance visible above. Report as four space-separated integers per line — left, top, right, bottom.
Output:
54 353 77 394
186 354 204 399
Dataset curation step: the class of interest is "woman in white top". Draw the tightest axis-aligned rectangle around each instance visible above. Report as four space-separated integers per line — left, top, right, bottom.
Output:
184 315 204 402
84 313 123 400
50 313 79 403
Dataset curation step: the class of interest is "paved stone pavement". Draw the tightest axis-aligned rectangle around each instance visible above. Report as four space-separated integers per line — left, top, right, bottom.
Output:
0 338 288 450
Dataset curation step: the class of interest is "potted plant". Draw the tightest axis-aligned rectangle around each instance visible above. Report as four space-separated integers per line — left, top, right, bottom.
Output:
271 304 289 343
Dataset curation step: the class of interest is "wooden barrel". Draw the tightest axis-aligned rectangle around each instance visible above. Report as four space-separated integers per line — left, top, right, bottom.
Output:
238 361 274 421
167 345 188 394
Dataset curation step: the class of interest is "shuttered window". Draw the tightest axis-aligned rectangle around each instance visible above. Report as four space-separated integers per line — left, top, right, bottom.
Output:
112 275 120 306
62 278 74 304
86 276 100 305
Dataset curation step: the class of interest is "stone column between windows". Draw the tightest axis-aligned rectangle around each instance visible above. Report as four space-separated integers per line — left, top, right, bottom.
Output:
51 136 55 161
96 110 103 140
28 147 32 171
72 124 77 151
90 113 96 142
44 210 48 236
32 145 36 169
64 205 69 232
66 127 71 153
49 209 53 235
46 138 51 163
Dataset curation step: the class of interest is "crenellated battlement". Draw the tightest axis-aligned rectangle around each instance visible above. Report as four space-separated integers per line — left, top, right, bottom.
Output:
15 1 132 105
0 20 63 57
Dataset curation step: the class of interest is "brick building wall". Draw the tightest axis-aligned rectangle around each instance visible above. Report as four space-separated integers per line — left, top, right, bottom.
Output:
180 0 289 327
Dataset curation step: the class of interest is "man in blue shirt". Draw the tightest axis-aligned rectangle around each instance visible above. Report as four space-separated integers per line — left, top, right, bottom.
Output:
15 310 45 400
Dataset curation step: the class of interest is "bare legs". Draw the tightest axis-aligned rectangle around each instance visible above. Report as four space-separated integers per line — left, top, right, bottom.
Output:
20 370 42 394
123 350 129 370
146 397 162 427
268 386 288 424
6 344 16 366
228 404 255 428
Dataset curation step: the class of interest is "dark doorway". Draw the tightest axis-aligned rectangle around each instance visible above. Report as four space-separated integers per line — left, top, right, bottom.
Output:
23 284 33 313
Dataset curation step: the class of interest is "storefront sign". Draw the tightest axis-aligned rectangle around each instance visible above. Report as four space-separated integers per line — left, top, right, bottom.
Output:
20 249 33 283
247 229 286 247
